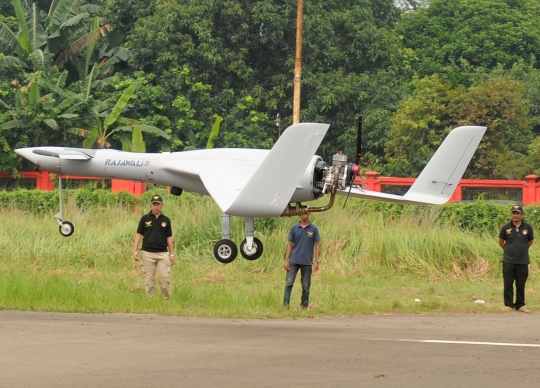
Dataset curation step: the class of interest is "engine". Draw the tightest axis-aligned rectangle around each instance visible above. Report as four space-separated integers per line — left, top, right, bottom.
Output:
287 152 356 207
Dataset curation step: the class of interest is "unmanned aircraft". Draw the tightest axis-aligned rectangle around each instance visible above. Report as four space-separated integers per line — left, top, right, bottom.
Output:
15 122 486 263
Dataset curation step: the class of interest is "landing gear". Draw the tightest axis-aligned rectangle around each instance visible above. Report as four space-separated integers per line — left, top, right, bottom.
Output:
59 221 74 237
212 214 264 263
240 237 263 260
54 176 74 237
213 239 238 264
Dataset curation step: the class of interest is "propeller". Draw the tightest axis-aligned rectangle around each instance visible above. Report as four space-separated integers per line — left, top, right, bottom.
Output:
343 116 363 209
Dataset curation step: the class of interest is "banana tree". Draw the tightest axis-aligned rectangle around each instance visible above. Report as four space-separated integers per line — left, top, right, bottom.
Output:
0 0 128 80
69 79 170 151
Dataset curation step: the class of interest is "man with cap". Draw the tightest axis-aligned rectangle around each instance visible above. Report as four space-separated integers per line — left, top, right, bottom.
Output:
498 204 534 313
133 194 175 299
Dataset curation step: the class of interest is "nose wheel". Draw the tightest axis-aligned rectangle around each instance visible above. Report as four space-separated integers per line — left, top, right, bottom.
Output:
54 175 75 237
59 221 75 237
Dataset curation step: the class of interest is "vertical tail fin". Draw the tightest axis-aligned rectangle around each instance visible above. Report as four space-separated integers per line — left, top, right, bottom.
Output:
403 125 486 204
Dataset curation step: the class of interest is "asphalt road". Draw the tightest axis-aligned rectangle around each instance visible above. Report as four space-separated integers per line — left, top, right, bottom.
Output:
1 310 539 387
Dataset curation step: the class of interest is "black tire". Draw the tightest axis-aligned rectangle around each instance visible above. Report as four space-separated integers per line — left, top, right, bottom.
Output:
240 237 264 261
213 239 238 264
59 221 74 237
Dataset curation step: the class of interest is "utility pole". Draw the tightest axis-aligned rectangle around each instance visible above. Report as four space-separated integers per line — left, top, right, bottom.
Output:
292 0 304 124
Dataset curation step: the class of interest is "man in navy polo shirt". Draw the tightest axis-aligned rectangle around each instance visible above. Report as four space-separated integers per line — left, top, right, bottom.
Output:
283 208 321 308
133 194 175 299
499 204 534 313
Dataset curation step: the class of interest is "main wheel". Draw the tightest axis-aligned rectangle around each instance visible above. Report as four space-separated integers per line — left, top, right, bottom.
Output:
59 221 74 237
240 237 264 261
213 239 238 264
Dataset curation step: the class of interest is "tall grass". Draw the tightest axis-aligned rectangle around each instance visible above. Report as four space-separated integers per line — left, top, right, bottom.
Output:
0 192 538 317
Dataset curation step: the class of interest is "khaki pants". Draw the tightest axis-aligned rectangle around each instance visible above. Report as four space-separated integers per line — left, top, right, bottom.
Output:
140 251 171 299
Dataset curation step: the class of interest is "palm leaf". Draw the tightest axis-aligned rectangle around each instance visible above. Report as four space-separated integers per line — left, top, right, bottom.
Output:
0 55 29 68
81 128 98 148
60 13 90 28
109 125 171 140
11 0 31 53
55 96 79 113
0 120 18 130
0 21 26 58
54 24 112 69
57 70 68 88
44 119 58 130
49 0 87 33
103 80 139 130
28 82 40 106
84 17 100 80
32 48 45 68
30 3 46 52
117 133 132 152
84 63 98 100
98 47 131 75
58 113 78 119
206 114 223 149
0 97 10 109
79 4 103 15
131 125 146 152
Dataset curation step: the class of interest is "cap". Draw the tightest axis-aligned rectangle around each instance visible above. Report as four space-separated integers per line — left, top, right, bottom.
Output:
150 194 163 204
511 204 523 213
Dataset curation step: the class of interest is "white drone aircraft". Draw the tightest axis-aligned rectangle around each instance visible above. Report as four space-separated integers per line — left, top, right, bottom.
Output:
15 123 486 263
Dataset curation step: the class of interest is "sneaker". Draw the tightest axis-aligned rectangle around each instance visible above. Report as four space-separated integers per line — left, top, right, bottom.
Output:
518 306 532 314
502 306 515 311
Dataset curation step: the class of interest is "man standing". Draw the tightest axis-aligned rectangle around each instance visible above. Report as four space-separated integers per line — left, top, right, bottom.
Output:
499 204 534 313
133 194 175 299
284 208 321 308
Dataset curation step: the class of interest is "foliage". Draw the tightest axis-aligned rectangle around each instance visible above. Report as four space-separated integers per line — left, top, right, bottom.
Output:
0 188 141 212
397 0 540 80
112 0 405 158
68 77 170 151
0 0 117 77
385 74 534 178
5 0 540 179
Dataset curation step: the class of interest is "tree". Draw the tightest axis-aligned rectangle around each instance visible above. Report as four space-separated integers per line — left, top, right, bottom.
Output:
107 0 405 161
68 77 170 151
386 74 534 179
0 0 128 82
0 63 83 172
396 0 540 81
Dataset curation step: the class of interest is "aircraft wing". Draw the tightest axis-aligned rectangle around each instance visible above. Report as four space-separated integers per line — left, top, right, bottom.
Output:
200 123 330 217
337 125 486 205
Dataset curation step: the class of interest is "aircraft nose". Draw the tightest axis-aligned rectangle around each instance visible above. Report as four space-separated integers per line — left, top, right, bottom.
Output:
15 148 38 163
15 147 63 174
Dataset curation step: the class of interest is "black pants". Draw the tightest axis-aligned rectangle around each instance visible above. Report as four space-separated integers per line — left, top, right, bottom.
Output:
503 262 529 309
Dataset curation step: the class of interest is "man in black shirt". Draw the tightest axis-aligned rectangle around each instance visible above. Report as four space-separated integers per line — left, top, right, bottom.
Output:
133 194 175 299
498 204 534 313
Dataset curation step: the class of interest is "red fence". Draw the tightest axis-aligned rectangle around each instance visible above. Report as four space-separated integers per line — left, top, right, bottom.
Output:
2 169 540 204
360 172 540 204
1 170 145 197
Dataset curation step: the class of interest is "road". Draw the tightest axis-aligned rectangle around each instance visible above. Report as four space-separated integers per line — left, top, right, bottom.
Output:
1 311 539 387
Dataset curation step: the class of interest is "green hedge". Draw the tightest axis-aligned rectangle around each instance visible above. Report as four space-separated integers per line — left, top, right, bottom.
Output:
344 199 540 234
1 189 538 234
0 189 165 212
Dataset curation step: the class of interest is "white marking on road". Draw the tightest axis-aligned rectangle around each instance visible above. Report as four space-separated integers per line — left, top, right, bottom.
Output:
368 338 540 348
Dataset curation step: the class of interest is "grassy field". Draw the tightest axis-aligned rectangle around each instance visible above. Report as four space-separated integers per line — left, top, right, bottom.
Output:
1 193 538 318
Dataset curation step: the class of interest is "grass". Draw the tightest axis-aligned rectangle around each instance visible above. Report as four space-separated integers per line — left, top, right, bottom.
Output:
1 192 538 318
